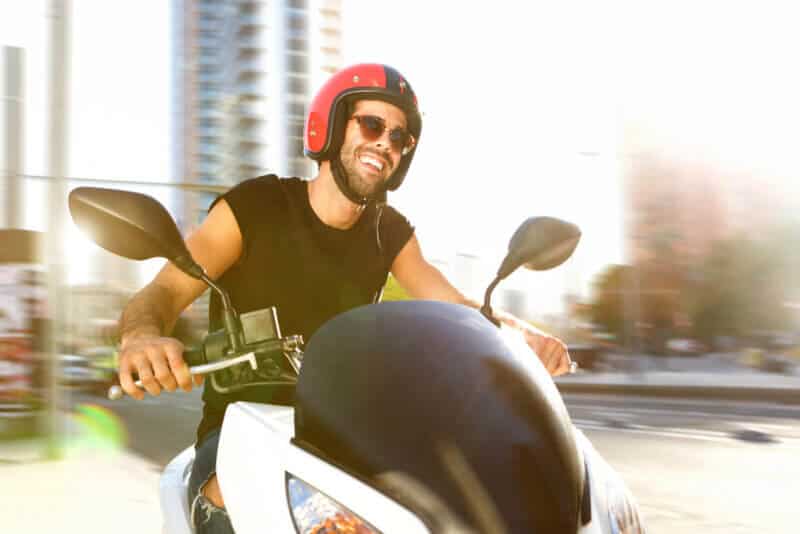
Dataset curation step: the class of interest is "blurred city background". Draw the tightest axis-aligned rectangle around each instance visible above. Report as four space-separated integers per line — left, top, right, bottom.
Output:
2 1 800 533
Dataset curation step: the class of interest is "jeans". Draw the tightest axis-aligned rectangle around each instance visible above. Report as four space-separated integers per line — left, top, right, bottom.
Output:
188 429 235 534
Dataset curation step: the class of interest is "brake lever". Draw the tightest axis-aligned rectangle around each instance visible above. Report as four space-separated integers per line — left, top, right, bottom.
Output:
108 352 258 400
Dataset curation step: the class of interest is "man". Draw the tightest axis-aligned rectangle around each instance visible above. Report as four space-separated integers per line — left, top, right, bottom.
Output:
117 64 571 533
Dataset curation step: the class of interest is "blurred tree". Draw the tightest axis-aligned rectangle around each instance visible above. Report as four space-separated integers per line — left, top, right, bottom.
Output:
591 262 684 353
689 229 796 345
590 264 631 343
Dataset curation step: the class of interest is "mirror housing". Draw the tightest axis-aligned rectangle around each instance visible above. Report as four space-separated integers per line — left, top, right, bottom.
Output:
69 186 245 351
68 187 204 278
497 217 581 279
481 217 581 326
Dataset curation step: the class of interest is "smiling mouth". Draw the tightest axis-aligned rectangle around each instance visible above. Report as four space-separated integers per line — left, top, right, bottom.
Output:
359 153 386 173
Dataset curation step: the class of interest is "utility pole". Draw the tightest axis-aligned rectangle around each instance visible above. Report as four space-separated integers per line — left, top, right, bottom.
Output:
2 47 23 228
44 0 70 459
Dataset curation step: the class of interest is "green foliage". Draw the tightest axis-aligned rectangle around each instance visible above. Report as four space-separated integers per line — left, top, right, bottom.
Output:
590 264 632 342
689 228 797 342
590 221 800 348
381 275 412 301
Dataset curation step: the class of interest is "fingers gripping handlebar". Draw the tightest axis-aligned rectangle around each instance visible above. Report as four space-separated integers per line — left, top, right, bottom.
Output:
107 347 255 400
108 333 304 401
108 306 303 400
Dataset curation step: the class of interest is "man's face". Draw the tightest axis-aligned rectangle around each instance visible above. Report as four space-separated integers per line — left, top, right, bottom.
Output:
338 99 410 199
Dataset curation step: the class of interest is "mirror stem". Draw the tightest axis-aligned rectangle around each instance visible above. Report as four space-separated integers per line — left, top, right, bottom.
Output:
480 276 502 327
199 271 243 352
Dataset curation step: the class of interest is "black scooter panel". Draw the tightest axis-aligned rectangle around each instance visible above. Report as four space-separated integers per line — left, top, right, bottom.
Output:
294 301 583 534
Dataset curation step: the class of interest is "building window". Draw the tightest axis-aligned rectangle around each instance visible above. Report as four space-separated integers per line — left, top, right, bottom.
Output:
287 38 308 52
287 11 308 31
288 136 304 158
287 101 305 119
286 54 308 73
288 121 305 139
240 2 259 15
287 76 307 95
320 26 341 37
320 12 341 30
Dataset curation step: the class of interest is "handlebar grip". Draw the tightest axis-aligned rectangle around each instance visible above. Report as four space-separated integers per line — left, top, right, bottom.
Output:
183 346 207 367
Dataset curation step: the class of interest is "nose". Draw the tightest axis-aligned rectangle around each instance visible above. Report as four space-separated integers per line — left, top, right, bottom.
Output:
372 130 393 150
368 134 394 160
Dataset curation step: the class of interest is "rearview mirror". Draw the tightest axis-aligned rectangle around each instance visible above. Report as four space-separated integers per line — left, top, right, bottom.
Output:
481 216 581 326
497 217 581 279
68 187 203 278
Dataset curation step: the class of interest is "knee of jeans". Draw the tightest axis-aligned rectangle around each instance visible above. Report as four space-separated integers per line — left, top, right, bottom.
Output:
200 474 226 509
191 490 228 530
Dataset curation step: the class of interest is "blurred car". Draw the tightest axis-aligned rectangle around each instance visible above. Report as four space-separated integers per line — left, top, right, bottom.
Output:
59 354 107 391
569 343 604 371
0 334 41 437
666 338 706 356
83 346 119 395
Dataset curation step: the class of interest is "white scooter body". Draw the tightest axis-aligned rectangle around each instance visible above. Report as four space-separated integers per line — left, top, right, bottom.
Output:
159 401 625 534
69 185 642 533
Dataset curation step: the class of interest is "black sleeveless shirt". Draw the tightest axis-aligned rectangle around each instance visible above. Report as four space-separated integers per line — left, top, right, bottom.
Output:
196 175 414 443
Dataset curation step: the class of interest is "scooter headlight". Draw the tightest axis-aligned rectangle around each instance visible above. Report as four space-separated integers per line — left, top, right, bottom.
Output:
287 474 381 533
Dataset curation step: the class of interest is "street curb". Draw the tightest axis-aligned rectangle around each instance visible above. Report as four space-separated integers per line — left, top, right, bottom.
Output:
555 382 800 404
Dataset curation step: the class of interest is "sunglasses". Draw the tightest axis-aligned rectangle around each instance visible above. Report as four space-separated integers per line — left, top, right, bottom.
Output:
350 115 416 155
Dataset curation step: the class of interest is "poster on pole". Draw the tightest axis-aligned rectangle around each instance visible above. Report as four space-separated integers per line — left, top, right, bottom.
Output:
0 230 45 438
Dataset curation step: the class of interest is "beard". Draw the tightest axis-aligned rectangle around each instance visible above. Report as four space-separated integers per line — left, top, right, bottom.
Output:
339 141 393 199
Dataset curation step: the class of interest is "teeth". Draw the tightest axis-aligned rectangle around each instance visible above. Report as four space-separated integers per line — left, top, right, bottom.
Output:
359 155 384 171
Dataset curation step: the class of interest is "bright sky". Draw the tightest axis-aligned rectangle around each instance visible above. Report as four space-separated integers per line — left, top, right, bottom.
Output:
2 0 800 315
341 1 625 311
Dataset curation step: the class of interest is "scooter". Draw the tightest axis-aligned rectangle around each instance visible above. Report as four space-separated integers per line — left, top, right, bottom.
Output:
68 187 646 534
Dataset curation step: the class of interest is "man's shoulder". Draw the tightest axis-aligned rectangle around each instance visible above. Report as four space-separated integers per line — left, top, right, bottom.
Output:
229 174 303 193
220 175 305 207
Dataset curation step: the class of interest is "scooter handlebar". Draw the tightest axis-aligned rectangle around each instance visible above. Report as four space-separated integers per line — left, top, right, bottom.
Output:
107 346 251 400
183 346 206 367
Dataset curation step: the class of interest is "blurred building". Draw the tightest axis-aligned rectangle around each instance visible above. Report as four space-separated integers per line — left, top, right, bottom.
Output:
620 148 800 348
625 154 728 266
171 0 343 228
624 151 792 266
65 285 130 350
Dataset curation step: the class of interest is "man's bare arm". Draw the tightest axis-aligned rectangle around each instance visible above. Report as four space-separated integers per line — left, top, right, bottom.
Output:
117 199 243 399
391 233 571 376
120 282 179 343
390 235 472 304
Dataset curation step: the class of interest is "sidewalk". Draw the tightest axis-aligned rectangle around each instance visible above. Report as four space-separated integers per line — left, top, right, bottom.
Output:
1 412 162 534
556 352 800 403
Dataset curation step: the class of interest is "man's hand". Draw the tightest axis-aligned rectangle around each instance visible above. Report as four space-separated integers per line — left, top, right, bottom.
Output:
495 310 572 376
520 325 572 376
118 336 201 400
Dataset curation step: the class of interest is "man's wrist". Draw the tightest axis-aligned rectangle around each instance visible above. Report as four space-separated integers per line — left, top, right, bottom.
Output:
493 308 522 329
120 326 162 350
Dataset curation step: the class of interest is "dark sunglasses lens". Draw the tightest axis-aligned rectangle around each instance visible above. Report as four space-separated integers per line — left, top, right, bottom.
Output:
389 129 410 151
359 116 385 140
356 115 413 152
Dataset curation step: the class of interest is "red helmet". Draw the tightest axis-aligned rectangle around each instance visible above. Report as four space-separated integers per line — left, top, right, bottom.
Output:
304 63 422 192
